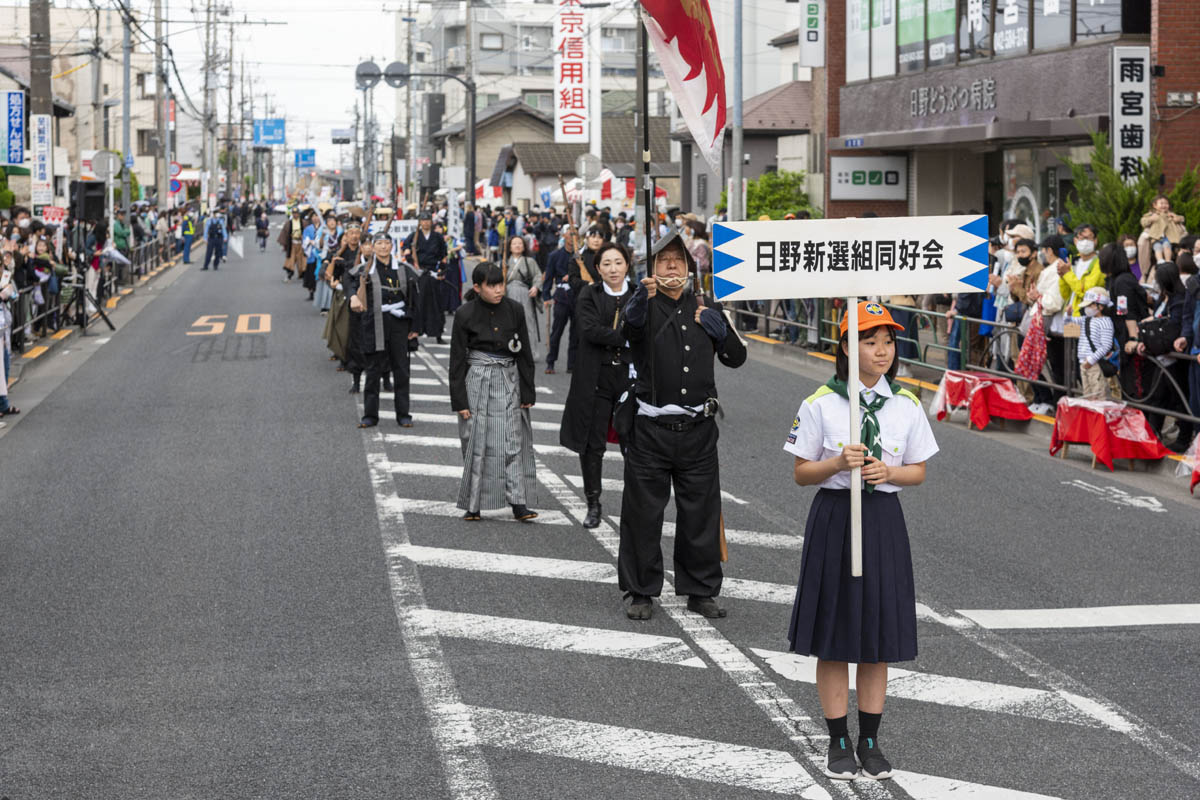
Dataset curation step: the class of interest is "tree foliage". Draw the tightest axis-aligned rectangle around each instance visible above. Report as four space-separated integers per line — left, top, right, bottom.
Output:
718 169 820 220
0 167 13 210
1063 130 1200 244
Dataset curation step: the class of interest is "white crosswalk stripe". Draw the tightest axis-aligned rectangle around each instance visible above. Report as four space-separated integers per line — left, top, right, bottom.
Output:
386 392 565 411
409 609 706 668
956 603 1200 630
378 410 561 430
379 432 618 460
381 496 573 526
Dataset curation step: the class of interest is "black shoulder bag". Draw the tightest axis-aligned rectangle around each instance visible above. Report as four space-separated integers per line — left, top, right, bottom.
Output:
1083 317 1117 377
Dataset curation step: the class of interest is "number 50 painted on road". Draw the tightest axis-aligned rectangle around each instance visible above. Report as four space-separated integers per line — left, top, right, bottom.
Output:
186 314 272 335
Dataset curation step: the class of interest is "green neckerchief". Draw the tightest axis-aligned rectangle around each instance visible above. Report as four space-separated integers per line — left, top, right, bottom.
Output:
825 376 900 493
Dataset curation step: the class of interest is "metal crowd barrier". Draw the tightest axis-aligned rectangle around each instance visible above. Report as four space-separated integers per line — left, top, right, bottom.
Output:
727 297 1200 428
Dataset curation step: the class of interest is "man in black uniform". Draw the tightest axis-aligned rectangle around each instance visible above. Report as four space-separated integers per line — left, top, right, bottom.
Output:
542 228 578 374
618 231 746 621
404 212 449 344
345 233 424 428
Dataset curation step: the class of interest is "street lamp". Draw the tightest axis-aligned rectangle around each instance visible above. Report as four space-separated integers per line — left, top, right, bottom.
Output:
385 62 476 203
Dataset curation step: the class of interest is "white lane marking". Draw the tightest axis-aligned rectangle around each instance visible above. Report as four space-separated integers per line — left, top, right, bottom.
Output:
751 649 1117 730
390 392 566 411
382 411 559 431
892 771 1063 799
407 377 442 386
380 433 620 460
564 473 747 506
536 386 554 394
389 542 617 583
467 705 827 797
956 603 1200 630
382 496 572 526
409 609 705 668
362 441 498 797
658 521 803 551
1060 479 1166 512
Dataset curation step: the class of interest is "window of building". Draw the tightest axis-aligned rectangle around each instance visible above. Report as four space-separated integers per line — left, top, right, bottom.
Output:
992 0 1028 57
476 92 500 109
521 26 551 51
1076 0 1121 42
845 0 871 82
480 32 503 50
697 173 708 208
1032 0 1070 50
136 128 157 156
871 0 896 78
792 61 800 81
958 0 993 62
927 0 956 66
136 72 154 99
522 91 552 111
898 0 925 73
602 27 635 52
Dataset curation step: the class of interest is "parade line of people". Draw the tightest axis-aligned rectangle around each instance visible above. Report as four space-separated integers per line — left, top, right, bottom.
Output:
284 201 938 782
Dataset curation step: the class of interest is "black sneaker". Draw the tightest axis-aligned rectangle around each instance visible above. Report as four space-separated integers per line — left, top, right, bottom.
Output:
511 504 538 522
626 594 653 620
856 736 893 780
686 595 727 618
825 736 858 780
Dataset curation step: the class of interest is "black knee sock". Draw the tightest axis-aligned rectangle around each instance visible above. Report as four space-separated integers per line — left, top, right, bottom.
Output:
825 715 849 743
858 710 882 743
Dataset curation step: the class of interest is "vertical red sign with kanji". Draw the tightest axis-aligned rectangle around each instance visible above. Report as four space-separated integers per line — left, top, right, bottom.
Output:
554 0 588 143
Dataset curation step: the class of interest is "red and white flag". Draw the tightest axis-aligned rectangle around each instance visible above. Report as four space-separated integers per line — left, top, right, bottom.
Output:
639 0 727 176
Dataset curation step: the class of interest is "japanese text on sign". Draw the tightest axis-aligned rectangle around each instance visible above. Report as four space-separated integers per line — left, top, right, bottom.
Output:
1111 46 1150 184
755 239 944 273
3 91 24 166
31 114 53 206
910 78 996 117
554 0 588 143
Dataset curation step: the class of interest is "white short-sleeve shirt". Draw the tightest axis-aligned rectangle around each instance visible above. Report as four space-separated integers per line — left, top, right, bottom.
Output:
783 376 939 493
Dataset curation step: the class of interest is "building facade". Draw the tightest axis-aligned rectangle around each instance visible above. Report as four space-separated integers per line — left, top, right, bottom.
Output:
822 0 1196 237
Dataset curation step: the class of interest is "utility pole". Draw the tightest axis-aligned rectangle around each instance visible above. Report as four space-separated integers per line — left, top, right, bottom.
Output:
405 4 414 204
155 0 167 210
588 4 601 162
224 24 234 202
464 0 475 194
730 0 743 222
121 4 132 216
91 6 102 150
29 0 53 208
201 0 213 208
353 99 361 201
239 55 246 199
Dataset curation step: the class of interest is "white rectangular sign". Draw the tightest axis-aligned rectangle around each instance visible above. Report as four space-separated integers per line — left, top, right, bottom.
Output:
829 155 907 201
798 0 826 68
31 113 53 206
1112 45 1151 185
711 214 989 301
446 183 462 240
554 0 589 143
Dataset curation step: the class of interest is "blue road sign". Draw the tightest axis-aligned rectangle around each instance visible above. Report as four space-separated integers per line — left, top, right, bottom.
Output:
254 118 287 146
294 149 316 169
3 90 25 165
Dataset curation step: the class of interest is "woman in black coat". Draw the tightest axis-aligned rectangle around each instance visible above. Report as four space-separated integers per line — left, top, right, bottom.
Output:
559 241 634 528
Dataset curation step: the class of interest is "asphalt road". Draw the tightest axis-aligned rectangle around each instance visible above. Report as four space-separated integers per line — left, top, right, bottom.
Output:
2 230 1198 799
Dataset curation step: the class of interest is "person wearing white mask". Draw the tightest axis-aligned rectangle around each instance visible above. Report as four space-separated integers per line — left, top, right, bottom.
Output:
1059 224 1104 320
1027 234 1070 414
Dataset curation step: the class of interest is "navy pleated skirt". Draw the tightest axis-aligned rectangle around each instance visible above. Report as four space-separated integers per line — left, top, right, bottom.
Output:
787 488 918 664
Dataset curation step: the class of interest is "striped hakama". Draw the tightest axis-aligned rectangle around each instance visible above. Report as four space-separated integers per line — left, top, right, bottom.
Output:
457 350 537 511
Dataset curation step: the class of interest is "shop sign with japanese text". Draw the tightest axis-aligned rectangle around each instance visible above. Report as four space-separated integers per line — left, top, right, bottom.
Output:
1111 45 1151 184
554 0 589 143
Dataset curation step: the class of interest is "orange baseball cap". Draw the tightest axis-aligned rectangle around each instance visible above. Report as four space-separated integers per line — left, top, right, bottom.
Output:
840 301 905 338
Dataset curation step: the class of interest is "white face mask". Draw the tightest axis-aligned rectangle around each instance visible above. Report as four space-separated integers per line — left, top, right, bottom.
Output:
17 218 30 229
1084 306 1100 317
1075 239 1095 256
999 232 1010 246
1124 245 1137 259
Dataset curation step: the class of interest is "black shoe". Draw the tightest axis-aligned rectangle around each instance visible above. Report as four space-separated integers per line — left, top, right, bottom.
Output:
825 736 858 780
544 366 556 374
358 417 378 428
582 494 602 528
200 266 208 271
349 377 361 394
856 737 893 780
398 415 414 427
686 595 727 618
463 510 481 521
511 504 538 522
626 594 653 620
437 335 445 345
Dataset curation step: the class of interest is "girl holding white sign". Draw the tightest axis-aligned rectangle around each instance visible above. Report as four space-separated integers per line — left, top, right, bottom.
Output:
783 301 939 781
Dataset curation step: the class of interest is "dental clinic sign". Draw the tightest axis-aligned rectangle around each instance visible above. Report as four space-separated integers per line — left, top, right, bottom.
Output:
1112 45 1151 184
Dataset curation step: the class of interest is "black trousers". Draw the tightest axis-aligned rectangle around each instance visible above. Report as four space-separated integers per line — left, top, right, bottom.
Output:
202 239 222 269
618 416 723 598
547 296 577 369
363 317 412 421
580 380 619 497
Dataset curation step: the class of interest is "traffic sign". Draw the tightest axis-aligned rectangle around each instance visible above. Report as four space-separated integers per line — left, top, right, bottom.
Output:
92 150 121 181
169 179 182 194
124 153 134 169
710 215 990 301
253 118 286 145
168 160 182 178
294 149 316 169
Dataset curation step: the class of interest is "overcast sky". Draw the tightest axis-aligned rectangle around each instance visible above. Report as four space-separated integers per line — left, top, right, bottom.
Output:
138 0 399 167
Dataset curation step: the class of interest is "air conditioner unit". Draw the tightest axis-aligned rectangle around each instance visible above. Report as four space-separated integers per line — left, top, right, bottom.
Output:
447 46 465 69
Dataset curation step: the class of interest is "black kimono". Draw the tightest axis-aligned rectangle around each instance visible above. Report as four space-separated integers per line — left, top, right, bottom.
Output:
406 228 448 338
343 255 423 424
616 265 746 601
559 281 633 504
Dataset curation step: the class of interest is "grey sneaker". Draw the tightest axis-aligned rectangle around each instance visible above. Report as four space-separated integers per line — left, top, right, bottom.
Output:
856 736 893 780
825 736 858 780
